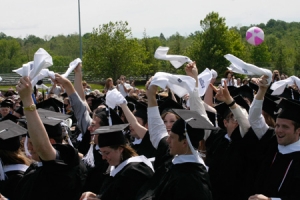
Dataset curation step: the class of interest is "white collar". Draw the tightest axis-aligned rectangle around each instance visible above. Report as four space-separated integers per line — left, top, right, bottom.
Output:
278 139 300 154
224 134 231 141
3 164 28 173
172 154 205 166
132 138 142 145
110 155 154 177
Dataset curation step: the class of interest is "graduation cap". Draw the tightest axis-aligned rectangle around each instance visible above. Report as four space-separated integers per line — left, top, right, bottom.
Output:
262 93 280 120
0 120 27 151
94 107 124 126
230 85 254 103
91 124 129 148
91 96 106 111
0 99 14 108
158 98 184 115
277 87 300 101
24 108 71 138
214 95 249 121
133 101 148 124
277 98 300 124
171 109 217 148
36 97 64 113
206 110 222 128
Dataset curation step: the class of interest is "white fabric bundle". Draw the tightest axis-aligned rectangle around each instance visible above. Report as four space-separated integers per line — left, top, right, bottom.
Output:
197 68 212 97
149 72 196 98
224 54 272 84
106 89 127 109
154 46 192 68
62 58 82 78
271 76 300 95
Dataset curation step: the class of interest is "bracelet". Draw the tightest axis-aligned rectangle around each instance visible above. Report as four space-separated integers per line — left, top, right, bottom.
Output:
226 100 236 107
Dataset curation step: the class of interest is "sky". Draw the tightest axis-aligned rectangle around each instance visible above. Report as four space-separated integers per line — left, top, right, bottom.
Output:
1 0 299 39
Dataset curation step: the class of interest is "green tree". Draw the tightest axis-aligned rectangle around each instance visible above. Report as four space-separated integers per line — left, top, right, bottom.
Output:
83 21 147 80
0 39 22 73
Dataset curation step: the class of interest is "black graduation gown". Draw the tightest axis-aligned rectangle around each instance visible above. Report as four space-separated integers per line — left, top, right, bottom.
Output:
205 126 258 200
98 160 154 200
136 137 212 200
0 169 26 199
13 144 87 200
131 131 157 158
253 129 300 200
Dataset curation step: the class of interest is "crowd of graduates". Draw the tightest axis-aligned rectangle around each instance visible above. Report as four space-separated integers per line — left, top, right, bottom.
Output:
1 58 300 200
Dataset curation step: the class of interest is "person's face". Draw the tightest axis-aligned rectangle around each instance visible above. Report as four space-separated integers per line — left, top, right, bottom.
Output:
63 99 71 110
0 107 10 118
99 146 123 166
227 73 232 78
166 132 186 156
27 138 40 161
275 118 300 146
223 113 239 135
163 113 177 134
86 97 94 106
88 116 101 133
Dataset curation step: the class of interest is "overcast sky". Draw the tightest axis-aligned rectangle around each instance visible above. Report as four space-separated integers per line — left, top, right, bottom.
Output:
1 0 299 39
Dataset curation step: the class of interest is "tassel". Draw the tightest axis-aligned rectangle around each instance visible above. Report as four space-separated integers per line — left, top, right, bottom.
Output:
0 159 5 181
66 135 74 147
82 136 95 168
215 113 219 128
107 108 112 126
24 136 32 158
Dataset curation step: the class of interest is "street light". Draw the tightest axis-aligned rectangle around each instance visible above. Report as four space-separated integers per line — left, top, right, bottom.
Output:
78 0 82 60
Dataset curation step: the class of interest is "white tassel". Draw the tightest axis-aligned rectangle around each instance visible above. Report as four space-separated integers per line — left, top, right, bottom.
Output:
24 136 32 158
107 108 112 126
82 135 95 168
0 159 5 181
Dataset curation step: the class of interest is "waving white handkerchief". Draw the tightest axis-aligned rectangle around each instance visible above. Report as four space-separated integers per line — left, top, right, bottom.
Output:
154 46 192 69
224 54 272 84
227 64 255 76
62 58 82 78
271 76 300 95
211 69 218 79
29 48 53 80
0 76 2 82
150 72 196 97
106 88 127 109
197 68 212 97
13 61 33 77
31 69 55 86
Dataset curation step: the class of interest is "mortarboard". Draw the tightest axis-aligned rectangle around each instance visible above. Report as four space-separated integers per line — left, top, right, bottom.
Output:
158 98 184 115
231 85 254 103
133 101 148 124
277 87 300 101
214 95 249 121
91 96 106 111
262 93 280 120
0 99 14 109
36 97 64 113
0 120 27 151
277 98 300 124
91 124 129 148
206 110 222 128
171 109 217 148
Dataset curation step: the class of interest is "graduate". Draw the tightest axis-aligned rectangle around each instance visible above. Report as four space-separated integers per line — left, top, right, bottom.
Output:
13 76 87 200
136 70 216 200
80 124 154 200
0 120 31 199
248 75 300 200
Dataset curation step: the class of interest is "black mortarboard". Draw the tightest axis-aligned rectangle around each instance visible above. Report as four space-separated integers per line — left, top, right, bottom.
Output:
94 107 124 126
0 113 19 123
206 110 222 128
214 95 249 120
262 94 280 120
277 87 300 100
36 97 64 113
134 101 148 124
0 99 14 108
0 120 27 151
231 85 254 103
171 109 217 148
24 108 71 138
248 81 259 93
91 96 106 111
91 124 129 148
61 92 68 99
277 98 300 124
158 98 183 115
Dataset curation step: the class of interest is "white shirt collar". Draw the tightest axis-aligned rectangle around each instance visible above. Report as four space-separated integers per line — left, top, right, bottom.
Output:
224 134 231 141
278 139 300 154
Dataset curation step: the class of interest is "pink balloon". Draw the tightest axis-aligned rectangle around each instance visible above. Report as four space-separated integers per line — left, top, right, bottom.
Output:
246 27 264 46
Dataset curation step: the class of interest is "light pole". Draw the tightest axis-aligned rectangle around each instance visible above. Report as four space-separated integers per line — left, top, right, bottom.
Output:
78 0 82 60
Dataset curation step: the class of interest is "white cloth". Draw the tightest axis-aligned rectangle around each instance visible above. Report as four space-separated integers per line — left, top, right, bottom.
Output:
62 58 82 78
31 69 55 86
271 76 300 95
197 68 212 97
118 83 132 97
224 54 272 84
211 69 218 79
106 88 127 109
154 46 192 68
278 139 300 154
221 78 237 87
249 98 269 139
0 76 2 82
150 72 195 98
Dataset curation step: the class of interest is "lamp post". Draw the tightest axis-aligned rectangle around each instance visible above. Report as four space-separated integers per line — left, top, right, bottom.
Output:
78 0 82 60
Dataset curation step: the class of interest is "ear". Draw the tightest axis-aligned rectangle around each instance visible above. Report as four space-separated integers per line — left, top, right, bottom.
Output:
118 146 124 153
49 138 56 144
295 128 300 136
223 119 228 128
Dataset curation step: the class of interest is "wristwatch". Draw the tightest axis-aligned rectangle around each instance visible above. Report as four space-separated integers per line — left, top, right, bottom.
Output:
23 104 36 111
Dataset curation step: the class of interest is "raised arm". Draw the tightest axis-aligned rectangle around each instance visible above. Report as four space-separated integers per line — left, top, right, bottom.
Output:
17 77 56 161
146 80 168 149
248 76 269 139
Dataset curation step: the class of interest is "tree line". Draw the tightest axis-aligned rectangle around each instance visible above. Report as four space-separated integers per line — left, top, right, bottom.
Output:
1 12 300 82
